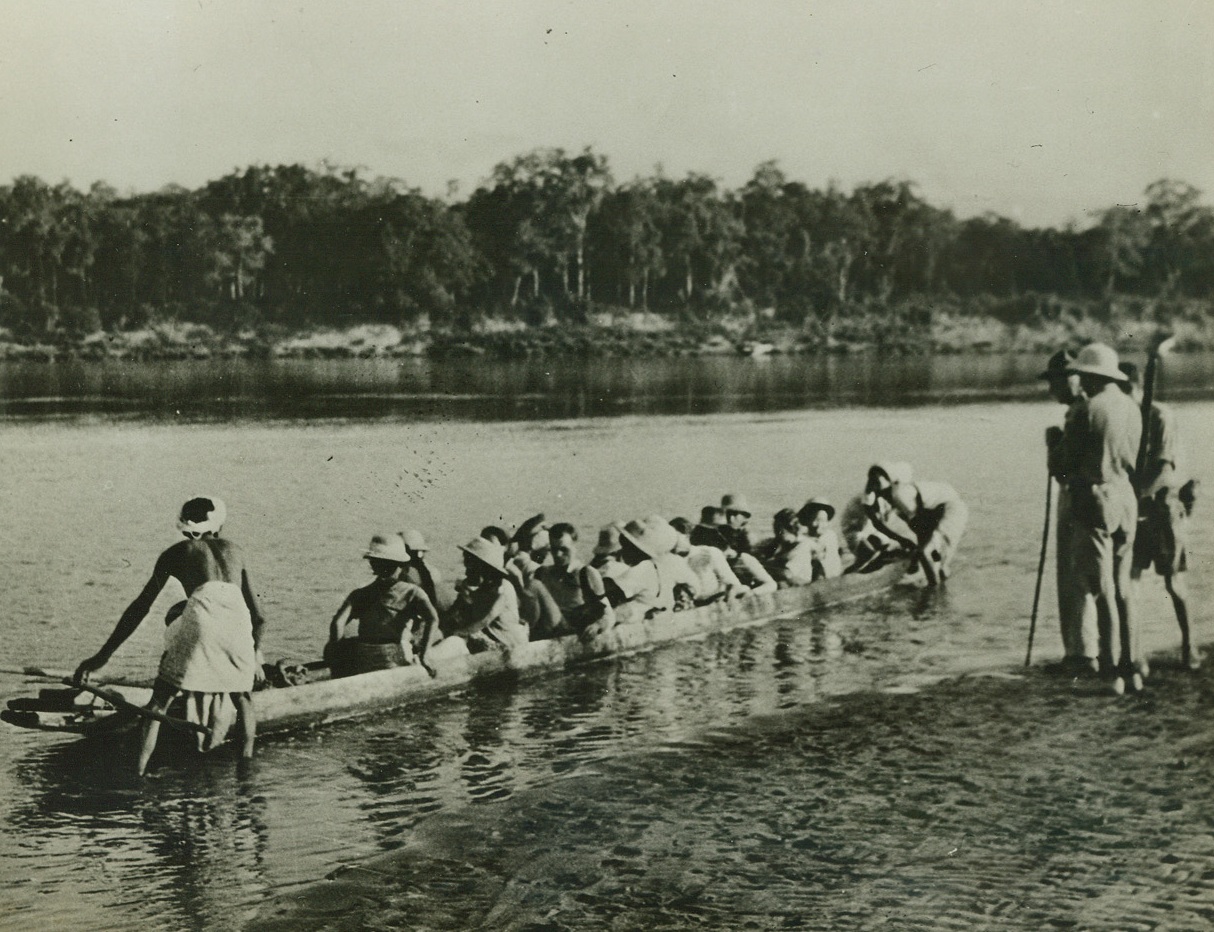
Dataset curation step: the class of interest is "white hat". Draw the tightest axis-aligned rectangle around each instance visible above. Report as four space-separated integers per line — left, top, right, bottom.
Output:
364 533 410 564
458 537 509 576
721 493 752 516
401 528 428 551
177 496 226 536
1069 343 1127 382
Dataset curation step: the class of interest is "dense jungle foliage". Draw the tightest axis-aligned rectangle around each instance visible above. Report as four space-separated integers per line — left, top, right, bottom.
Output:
1 147 1211 353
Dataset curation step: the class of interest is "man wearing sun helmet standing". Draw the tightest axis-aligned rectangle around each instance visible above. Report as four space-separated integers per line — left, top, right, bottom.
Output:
1052 343 1144 695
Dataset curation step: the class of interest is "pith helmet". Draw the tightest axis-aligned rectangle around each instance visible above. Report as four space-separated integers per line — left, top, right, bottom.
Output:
619 519 660 558
458 537 509 576
365 533 410 564
1069 343 1127 382
401 528 428 551
643 515 680 554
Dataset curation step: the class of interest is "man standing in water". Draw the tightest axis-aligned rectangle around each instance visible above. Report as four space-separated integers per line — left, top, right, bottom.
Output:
73 497 266 774
1042 349 1099 676
1120 361 1200 670
1054 345 1143 695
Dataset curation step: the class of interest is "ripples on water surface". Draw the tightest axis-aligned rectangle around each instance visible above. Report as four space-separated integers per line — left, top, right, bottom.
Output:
0 364 1211 930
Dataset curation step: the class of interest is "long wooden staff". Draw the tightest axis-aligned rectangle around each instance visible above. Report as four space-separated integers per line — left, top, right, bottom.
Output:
1134 333 1176 496
1025 472 1053 667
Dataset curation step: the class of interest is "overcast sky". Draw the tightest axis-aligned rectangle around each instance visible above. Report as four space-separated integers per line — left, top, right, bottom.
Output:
2 1 1210 227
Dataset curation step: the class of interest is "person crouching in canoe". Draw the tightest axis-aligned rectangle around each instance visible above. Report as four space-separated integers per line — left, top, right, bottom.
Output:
325 534 440 677
865 463 968 586
72 496 266 775
442 537 529 653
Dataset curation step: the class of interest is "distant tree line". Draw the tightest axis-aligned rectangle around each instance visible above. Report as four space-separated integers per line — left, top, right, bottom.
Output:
1 147 1211 337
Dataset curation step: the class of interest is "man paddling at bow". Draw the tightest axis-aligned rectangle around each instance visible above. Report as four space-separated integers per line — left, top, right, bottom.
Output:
73 497 267 774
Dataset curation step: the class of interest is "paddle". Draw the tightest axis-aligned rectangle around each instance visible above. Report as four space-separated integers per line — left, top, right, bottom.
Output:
69 679 208 736
1025 472 1053 667
0 665 76 680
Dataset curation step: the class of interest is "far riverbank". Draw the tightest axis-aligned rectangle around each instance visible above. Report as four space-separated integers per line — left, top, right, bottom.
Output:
2 299 1213 363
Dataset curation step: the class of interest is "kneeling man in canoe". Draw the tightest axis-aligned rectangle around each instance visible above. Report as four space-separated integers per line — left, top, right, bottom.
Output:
73 496 267 774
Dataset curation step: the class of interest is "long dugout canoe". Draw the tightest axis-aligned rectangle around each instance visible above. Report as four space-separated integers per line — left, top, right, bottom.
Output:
2 558 910 740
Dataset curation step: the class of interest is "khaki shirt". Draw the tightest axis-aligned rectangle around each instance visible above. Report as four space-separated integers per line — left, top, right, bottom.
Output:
1059 384 1141 490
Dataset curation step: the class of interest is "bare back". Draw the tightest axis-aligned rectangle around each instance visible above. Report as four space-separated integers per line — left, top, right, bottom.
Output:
159 537 246 596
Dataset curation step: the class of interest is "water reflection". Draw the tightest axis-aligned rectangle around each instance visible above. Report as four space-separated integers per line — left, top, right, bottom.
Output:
3 352 1213 421
5 737 269 931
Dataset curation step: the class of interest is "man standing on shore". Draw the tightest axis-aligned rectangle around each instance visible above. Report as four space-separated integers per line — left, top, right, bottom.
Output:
1042 349 1099 675
1120 361 1200 670
1053 344 1143 695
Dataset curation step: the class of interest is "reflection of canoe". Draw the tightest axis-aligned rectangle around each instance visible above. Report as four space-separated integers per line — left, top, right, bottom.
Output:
2 558 910 742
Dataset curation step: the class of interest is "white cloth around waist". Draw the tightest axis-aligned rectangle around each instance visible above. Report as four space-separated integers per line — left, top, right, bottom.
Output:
158 581 256 693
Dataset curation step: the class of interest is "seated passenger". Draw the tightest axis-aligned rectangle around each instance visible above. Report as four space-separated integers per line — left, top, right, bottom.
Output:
689 523 776 596
671 517 744 603
720 493 754 555
797 498 844 579
757 508 817 587
444 537 529 653
484 519 561 640
535 523 615 637
400 527 444 610
643 516 702 612
866 462 968 585
840 493 907 571
603 520 667 621
590 524 626 578
326 533 440 678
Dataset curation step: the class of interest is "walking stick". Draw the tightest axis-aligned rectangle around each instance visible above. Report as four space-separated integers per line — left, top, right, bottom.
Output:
1025 472 1053 667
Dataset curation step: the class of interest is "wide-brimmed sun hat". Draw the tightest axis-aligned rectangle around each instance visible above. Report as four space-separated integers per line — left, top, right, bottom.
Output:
619 519 661 559
797 498 836 523
458 537 509 576
400 528 428 552
1038 348 1076 380
721 493 752 517
1068 342 1127 382
594 524 622 557
178 496 227 536
365 533 410 564
643 515 680 554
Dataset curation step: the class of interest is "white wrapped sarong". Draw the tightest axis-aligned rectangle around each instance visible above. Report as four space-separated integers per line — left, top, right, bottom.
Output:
158 581 256 693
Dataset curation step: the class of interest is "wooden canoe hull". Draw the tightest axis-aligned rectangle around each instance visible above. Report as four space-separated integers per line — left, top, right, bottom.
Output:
3 558 910 741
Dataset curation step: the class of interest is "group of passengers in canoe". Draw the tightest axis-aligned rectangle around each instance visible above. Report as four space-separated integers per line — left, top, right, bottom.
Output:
70 464 966 773
311 464 966 677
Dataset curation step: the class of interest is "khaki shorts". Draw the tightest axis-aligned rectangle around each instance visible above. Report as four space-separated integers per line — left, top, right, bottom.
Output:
1133 492 1188 576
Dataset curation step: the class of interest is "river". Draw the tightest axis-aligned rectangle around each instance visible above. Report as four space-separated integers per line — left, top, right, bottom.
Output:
0 354 1211 930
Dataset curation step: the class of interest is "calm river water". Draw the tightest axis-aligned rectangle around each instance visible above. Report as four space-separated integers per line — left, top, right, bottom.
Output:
0 354 1211 930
